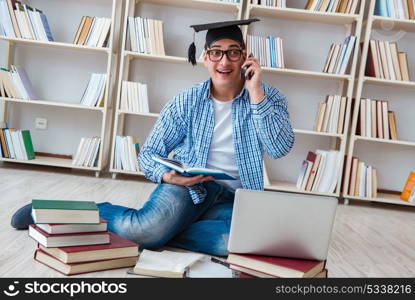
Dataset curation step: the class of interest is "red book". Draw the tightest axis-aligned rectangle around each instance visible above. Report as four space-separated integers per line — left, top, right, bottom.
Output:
34 249 138 276
226 253 326 278
38 232 139 263
29 224 110 248
36 218 108 234
236 267 328 278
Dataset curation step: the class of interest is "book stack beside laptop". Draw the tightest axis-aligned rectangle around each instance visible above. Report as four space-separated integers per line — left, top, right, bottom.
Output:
227 253 328 278
29 199 139 275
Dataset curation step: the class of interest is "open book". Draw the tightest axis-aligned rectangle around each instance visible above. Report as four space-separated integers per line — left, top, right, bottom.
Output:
152 156 236 180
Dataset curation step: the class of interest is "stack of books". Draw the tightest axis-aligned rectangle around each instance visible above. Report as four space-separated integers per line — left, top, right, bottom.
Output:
30 199 139 276
247 34 284 68
375 0 415 19
365 40 410 81
0 128 35 160
79 73 107 107
250 0 286 7
72 137 101 168
73 16 111 48
120 81 149 113
127 17 165 55
314 95 348 134
323 35 356 75
227 253 327 278
114 135 140 172
356 98 398 140
346 157 377 198
0 65 37 100
0 0 53 41
296 150 342 193
305 0 360 13
401 172 415 202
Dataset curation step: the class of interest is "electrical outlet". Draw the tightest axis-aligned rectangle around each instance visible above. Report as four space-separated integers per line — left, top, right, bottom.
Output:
35 118 48 130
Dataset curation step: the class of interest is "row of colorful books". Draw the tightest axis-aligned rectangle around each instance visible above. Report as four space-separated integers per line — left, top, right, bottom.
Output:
0 65 36 100
314 95 348 134
346 157 378 198
114 135 140 172
72 137 101 168
250 0 286 7
80 73 107 107
247 34 285 68
29 199 139 276
366 40 410 81
296 150 342 193
0 128 34 160
0 0 53 41
73 16 111 48
120 81 149 113
401 171 415 202
375 0 415 20
357 98 398 140
127 17 165 55
306 0 360 13
323 35 356 75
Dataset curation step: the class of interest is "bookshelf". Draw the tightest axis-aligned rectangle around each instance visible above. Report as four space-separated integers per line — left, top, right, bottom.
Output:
342 0 415 206
109 0 244 178
244 0 366 197
0 0 122 177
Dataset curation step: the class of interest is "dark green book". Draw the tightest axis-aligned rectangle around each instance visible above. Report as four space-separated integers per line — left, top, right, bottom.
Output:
21 130 35 160
32 200 100 224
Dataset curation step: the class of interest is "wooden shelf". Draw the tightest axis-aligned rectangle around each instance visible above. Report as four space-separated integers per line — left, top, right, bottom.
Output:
372 16 415 33
0 36 112 54
364 76 415 88
262 66 351 80
265 180 339 197
249 5 359 25
294 128 344 138
110 168 144 176
0 156 99 171
118 110 160 117
344 191 415 207
125 51 203 65
1 97 105 111
354 135 415 147
136 0 240 12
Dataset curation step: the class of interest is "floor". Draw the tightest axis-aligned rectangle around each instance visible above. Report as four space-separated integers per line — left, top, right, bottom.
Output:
1 162 414 278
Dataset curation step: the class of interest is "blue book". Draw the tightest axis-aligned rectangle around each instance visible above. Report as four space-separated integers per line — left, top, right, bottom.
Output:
335 36 350 74
271 36 277 68
152 156 236 180
38 9 54 41
375 0 389 17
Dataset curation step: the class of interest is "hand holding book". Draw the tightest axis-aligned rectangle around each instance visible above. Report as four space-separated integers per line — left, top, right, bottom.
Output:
162 170 214 186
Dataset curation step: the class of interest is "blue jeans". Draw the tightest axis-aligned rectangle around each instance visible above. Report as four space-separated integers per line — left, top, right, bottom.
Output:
98 181 235 256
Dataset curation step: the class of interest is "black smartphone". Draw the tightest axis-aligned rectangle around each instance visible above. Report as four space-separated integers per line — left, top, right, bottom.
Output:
241 53 254 80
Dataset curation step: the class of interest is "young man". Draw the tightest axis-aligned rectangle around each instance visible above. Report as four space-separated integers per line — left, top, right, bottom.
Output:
11 19 294 257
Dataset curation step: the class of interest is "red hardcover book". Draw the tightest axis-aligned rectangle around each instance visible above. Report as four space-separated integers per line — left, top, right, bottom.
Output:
226 253 326 278
38 232 139 263
34 249 138 276
36 218 108 234
29 224 110 248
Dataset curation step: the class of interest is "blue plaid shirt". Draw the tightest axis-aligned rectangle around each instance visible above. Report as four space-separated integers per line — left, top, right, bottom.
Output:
138 79 294 204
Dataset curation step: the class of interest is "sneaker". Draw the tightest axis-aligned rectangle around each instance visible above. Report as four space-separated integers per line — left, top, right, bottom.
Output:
11 203 34 230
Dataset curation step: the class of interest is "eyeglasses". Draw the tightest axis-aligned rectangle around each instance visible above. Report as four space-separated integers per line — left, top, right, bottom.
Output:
206 49 244 62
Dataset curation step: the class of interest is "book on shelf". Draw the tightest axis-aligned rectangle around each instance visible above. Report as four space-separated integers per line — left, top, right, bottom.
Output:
79 73 107 107
29 224 110 248
401 171 415 201
346 157 377 198
31 199 100 224
0 65 37 100
73 16 111 48
365 40 411 81
314 95 348 134
127 17 165 55
356 98 397 140
37 232 139 264
34 248 137 276
114 135 140 172
0 128 35 160
247 34 284 68
235 266 328 278
0 0 54 41
250 0 286 8
152 156 237 180
306 0 359 13
323 35 356 75
227 253 326 278
375 0 415 20
296 150 342 193
120 81 149 113
36 218 107 234
72 136 101 168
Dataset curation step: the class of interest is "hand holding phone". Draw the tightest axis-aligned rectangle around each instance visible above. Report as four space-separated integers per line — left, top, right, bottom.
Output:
241 53 254 80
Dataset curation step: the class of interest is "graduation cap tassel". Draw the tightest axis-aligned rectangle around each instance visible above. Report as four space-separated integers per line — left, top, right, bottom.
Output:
188 42 196 66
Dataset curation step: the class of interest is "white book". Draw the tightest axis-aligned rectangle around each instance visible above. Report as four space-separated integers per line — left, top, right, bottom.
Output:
133 82 139 113
34 11 49 42
316 150 338 193
84 17 97 46
366 98 371 137
97 18 111 47
81 138 95 167
296 160 308 189
26 8 40 40
127 136 137 171
120 136 130 171
384 41 396 80
140 83 149 113
327 151 342 193
359 163 367 197
366 165 372 198
80 74 96 105
312 150 327 192
137 17 145 54
21 5 35 39
114 135 122 169
0 0 16 38
329 95 340 133
14 8 30 39
4 129 16 159
128 17 137 52
88 73 103 106
93 74 106 107
126 81 133 112
89 137 101 167
72 137 86 166
339 36 356 75
10 129 23 160
10 69 26 99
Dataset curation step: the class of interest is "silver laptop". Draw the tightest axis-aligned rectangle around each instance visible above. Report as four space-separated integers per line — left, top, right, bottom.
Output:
227 189 338 261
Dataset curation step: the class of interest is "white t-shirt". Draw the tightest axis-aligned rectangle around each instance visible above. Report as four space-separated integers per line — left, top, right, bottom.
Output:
206 97 242 191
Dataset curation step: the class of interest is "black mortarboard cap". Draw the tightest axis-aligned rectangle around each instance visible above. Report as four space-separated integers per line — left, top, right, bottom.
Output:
187 18 260 66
